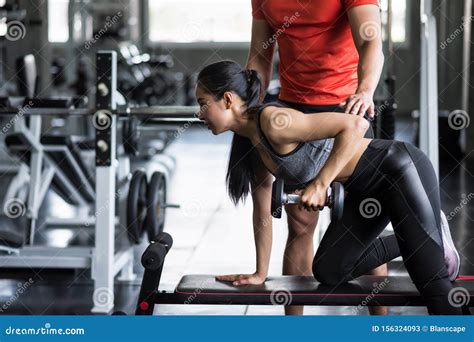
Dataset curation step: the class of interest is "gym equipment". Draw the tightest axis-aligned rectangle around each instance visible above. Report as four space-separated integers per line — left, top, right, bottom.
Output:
126 170 148 244
0 52 138 314
145 172 165 240
420 0 439 177
122 115 140 157
118 44 180 106
145 171 179 241
271 179 344 222
123 232 473 315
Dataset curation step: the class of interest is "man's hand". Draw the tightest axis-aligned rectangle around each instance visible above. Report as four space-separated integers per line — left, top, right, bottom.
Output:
339 90 375 119
216 272 266 286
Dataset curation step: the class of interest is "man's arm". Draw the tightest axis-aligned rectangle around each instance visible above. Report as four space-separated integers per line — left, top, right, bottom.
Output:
343 4 384 117
246 18 276 101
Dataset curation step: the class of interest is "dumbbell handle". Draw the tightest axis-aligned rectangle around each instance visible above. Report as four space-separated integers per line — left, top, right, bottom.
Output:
282 188 333 207
159 204 180 208
282 193 300 204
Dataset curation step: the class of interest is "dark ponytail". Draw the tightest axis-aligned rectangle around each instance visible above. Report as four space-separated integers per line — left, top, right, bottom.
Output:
197 61 262 206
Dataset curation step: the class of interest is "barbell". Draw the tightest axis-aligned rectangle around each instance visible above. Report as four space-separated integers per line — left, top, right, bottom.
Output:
0 104 201 120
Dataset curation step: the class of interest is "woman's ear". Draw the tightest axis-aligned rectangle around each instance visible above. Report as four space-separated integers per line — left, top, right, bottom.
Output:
223 91 233 109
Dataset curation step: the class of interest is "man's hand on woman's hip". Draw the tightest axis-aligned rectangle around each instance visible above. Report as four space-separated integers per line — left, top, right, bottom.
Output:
339 90 375 119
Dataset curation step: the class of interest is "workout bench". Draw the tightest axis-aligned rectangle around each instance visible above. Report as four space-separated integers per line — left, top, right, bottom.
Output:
131 233 473 315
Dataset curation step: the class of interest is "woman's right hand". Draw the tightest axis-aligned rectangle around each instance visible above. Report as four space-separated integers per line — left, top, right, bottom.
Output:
215 272 266 286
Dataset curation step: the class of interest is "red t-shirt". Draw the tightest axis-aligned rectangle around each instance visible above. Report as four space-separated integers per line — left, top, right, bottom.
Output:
252 0 379 105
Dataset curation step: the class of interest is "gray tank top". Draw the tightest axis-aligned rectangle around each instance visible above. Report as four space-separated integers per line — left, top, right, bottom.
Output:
254 103 335 191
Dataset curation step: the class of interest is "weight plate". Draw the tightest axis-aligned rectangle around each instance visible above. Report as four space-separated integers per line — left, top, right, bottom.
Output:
123 116 139 156
271 178 284 218
126 170 148 244
146 171 167 241
330 182 345 222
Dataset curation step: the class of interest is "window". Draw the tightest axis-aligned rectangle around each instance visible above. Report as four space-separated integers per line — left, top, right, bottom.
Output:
148 0 252 43
380 0 408 44
48 0 69 43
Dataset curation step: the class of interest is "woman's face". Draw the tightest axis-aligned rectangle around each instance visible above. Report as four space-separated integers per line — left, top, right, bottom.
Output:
195 84 233 135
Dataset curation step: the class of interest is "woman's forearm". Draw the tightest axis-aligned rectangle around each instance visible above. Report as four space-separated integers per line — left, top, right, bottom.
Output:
357 41 384 96
253 209 273 278
315 120 369 187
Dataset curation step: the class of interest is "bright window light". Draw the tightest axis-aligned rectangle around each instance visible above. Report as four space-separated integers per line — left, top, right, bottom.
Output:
148 0 252 43
48 0 69 43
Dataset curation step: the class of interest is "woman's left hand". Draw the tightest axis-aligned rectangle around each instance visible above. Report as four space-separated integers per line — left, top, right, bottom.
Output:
297 182 329 212
339 90 375 119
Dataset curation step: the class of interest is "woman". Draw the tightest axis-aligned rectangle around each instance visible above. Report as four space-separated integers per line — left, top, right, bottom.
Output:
196 60 461 315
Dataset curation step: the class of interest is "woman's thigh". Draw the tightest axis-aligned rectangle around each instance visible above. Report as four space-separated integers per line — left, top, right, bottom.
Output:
312 193 391 282
285 204 319 237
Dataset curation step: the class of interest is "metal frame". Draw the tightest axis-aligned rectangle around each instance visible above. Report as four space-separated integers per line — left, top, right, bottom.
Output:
420 0 439 177
91 51 135 313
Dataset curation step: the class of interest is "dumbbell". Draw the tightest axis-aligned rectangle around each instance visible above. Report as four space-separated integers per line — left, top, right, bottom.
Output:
271 179 344 222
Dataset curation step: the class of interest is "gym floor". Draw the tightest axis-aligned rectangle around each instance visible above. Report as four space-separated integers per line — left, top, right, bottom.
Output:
0 117 472 315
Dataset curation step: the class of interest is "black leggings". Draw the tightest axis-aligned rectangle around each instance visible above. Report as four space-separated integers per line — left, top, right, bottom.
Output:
312 139 462 315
